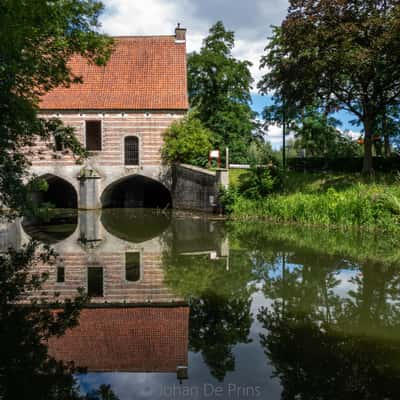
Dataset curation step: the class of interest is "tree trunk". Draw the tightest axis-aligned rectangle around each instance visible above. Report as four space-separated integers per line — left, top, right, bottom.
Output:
362 118 374 174
382 112 391 157
384 133 391 157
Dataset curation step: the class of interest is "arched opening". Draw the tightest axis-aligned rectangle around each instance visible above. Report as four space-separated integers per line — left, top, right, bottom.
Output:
31 174 78 209
125 136 139 165
101 209 171 243
22 209 78 244
101 175 172 209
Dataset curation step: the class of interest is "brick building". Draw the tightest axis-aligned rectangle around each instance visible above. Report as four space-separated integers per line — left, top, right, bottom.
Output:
31 26 190 210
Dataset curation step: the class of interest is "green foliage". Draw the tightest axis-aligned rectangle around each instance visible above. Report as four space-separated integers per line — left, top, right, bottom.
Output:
259 1 400 172
292 107 360 158
218 186 240 215
238 168 279 200
163 251 256 381
0 240 120 400
0 0 112 215
188 21 257 163
234 142 283 200
162 112 214 167
231 184 400 232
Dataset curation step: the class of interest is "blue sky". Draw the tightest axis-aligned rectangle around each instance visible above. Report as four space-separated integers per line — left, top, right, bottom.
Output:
251 94 359 131
251 94 362 148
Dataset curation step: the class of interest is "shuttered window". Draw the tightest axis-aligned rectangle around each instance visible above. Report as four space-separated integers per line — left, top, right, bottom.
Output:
85 120 102 151
124 136 139 165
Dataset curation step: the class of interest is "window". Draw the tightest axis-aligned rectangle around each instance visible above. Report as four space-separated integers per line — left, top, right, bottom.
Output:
56 266 65 283
88 267 103 297
85 120 102 151
125 252 140 282
124 136 139 165
55 135 63 152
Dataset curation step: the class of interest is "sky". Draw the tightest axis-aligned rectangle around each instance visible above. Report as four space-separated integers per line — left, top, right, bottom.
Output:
99 0 361 148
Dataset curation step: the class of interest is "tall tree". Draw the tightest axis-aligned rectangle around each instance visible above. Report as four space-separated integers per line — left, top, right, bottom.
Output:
188 21 256 164
0 0 112 215
259 1 400 173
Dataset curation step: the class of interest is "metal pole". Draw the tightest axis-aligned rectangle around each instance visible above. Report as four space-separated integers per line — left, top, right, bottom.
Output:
225 147 229 169
282 101 286 169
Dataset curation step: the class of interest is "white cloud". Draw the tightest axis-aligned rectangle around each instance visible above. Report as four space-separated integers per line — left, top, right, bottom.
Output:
263 124 295 149
99 0 289 89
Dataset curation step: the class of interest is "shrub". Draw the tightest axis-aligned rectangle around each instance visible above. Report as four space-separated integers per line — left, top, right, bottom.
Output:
218 186 239 215
238 167 279 199
162 112 214 167
230 184 400 232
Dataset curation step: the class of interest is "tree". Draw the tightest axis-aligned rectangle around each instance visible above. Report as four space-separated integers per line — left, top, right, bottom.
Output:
162 112 214 167
0 242 119 400
188 21 257 163
164 252 256 381
292 107 360 157
374 105 400 157
259 1 400 173
0 0 112 215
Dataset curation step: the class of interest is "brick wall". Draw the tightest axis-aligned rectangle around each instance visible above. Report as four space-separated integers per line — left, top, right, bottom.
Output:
48 306 189 372
32 111 185 168
25 250 182 304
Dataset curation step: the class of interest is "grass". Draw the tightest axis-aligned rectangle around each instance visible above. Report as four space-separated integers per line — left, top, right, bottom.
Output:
227 170 400 232
229 168 248 187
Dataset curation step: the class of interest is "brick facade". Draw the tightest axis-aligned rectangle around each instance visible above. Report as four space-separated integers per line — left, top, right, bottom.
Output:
26 250 183 305
48 306 189 373
33 111 185 168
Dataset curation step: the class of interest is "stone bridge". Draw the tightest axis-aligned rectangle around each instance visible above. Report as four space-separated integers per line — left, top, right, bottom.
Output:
29 162 228 212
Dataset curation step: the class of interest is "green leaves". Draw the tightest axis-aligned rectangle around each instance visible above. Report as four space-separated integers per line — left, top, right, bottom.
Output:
259 1 400 172
0 0 112 215
188 21 257 163
162 112 214 167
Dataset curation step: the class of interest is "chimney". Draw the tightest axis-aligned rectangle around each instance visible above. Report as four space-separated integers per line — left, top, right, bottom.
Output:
175 23 186 43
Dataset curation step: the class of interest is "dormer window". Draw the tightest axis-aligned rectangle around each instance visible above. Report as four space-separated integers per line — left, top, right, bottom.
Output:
85 120 102 151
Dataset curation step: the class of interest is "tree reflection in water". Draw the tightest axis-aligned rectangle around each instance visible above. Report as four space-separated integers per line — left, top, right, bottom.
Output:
257 254 400 399
0 242 119 400
164 252 256 381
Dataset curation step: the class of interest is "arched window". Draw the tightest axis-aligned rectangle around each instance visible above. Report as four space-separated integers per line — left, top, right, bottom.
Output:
125 136 139 165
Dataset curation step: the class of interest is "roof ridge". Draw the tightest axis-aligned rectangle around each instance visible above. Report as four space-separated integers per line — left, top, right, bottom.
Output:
112 35 175 39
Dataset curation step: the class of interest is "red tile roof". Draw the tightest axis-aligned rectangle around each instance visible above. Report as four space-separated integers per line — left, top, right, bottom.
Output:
40 36 189 110
48 307 189 372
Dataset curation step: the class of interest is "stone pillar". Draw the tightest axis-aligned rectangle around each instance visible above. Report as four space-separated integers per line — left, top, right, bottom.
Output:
216 169 229 189
79 210 102 243
77 168 101 210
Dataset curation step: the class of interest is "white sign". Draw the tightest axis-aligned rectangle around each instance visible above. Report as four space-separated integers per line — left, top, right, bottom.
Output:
209 150 220 159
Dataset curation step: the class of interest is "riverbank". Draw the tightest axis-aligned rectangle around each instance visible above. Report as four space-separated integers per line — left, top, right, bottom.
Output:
227 171 400 232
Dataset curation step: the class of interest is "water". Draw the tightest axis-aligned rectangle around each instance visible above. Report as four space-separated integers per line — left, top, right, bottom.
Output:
2 209 400 399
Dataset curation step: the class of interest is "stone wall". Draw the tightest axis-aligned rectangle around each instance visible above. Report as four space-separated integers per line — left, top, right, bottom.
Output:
26 112 229 212
171 164 229 212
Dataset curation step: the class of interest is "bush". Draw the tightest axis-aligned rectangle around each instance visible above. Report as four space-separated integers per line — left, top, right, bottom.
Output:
230 184 400 232
162 112 214 167
238 167 280 199
287 156 400 173
218 186 239 215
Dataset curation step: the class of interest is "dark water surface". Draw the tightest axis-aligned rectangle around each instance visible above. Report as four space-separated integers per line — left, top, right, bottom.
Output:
4 209 400 399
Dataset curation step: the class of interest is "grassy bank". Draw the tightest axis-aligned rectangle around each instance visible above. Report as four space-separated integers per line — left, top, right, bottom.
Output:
228 171 400 232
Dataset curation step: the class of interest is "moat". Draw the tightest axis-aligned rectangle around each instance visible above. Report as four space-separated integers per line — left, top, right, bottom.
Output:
2 209 400 399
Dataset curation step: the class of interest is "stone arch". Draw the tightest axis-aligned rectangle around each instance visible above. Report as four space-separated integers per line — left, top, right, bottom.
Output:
31 174 78 209
101 174 172 209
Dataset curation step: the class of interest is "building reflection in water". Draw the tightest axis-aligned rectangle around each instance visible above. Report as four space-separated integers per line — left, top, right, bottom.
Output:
9 209 229 382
